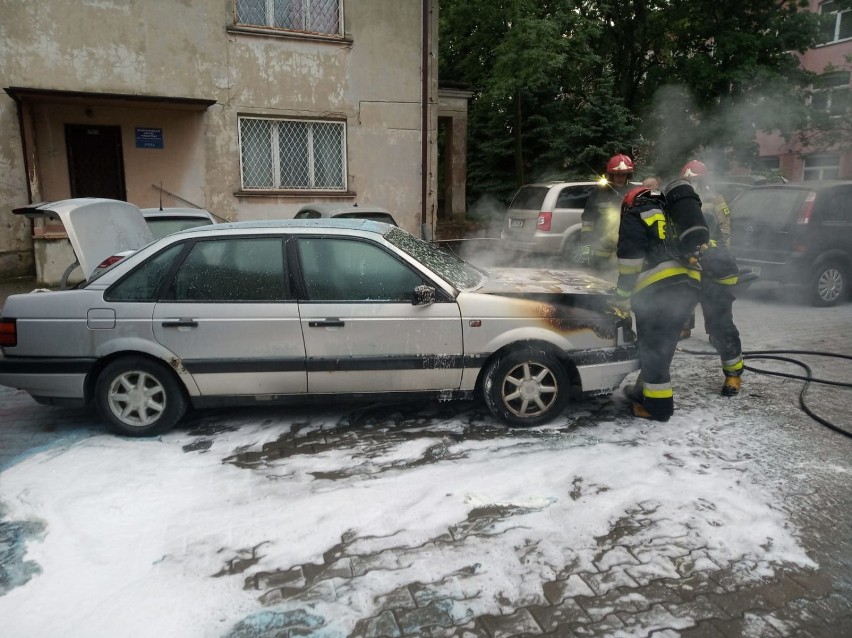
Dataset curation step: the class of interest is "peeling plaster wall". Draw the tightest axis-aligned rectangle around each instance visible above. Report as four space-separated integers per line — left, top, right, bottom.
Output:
0 0 434 279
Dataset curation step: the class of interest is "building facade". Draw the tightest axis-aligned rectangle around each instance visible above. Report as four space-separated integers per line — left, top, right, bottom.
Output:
757 0 852 180
0 0 455 283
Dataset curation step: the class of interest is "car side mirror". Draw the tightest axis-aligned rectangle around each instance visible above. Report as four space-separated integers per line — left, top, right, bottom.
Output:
413 284 435 306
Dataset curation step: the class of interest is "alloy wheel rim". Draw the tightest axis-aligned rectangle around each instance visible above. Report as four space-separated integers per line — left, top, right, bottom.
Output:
108 370 166 426
818 269 843 302
501 362 558 418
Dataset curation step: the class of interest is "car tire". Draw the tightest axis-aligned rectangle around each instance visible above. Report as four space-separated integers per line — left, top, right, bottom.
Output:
483 347 571 426
563 236 583 265
95 357 187 437
808 260 847 307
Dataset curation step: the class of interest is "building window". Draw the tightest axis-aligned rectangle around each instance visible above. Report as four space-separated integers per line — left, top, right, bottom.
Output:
757 156 780 173
820 1 852 44
239 117 346 191
803 154 840 181
809 71 851 117
235 0 342 36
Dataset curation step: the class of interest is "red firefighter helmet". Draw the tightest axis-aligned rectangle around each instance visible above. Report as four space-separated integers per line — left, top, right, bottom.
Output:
680 160 708 179
621 187 650 212
606 154 635 175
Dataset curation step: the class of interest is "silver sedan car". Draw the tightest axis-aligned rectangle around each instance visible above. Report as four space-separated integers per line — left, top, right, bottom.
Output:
0 206 637 436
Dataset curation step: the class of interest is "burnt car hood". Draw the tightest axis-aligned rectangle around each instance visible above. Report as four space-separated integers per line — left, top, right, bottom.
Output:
478 267 614 296
14 199 153 280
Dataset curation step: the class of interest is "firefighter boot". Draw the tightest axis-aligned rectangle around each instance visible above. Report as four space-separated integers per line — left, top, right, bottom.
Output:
623 382 643 403
631 403 670 422
721 374 741 397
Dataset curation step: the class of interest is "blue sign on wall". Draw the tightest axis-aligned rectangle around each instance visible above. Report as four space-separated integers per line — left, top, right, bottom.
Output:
135 127 163 149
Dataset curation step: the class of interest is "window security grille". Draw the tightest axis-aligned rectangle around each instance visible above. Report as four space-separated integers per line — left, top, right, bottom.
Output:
240 117 346 191
235 0 342 35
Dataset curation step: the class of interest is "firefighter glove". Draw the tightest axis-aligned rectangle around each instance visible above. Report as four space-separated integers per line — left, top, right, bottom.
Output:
609 296 631 319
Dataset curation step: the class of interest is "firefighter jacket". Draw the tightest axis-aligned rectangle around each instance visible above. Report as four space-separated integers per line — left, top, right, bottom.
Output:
614 200 701 303
695 189 739 286
581 182 631 259
699 188 731 247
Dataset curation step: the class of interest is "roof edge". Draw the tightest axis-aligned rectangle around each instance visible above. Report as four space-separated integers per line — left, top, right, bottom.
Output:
4 87 216 109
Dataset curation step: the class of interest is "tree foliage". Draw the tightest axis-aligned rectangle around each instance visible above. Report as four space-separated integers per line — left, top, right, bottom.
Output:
440 0 827 206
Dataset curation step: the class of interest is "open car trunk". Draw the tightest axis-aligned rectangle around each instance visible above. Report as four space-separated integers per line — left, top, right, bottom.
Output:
14 198 153 281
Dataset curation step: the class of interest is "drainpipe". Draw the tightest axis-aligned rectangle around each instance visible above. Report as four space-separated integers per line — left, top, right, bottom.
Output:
420 0 431 240
8 92 34 205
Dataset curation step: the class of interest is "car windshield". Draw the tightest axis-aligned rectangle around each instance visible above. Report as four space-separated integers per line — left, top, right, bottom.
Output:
384 227 485 290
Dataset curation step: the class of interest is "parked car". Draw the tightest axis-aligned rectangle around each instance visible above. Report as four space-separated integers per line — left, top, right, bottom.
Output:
294 203 398 225
141 207 216 239
730 181 852 306
0 216 638 436
711 181 755 205
500 182 597 260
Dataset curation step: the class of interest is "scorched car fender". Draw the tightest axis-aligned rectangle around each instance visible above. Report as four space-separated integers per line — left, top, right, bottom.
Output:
89 336 202 396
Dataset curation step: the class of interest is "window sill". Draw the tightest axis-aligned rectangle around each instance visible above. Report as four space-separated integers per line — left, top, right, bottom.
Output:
235 190 356 199
226 25 353 46
814 36 852 48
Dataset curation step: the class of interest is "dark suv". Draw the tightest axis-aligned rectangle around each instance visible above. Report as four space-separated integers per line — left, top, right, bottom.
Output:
730 181 852 306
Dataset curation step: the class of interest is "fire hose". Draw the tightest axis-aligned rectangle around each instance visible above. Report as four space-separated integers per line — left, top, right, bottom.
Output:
678 348 852 439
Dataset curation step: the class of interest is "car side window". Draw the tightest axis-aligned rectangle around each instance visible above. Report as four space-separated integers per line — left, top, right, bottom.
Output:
106 243 185 302
820 187 852 224
168 238 288 302
555 185 595 209
296 237 424 301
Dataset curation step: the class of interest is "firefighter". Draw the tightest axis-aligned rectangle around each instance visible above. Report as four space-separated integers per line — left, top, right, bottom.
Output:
579 154 636 275
612 184 707 421
679 160 744 396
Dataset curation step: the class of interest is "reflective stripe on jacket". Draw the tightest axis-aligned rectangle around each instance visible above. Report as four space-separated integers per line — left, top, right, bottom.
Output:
616 202 701 299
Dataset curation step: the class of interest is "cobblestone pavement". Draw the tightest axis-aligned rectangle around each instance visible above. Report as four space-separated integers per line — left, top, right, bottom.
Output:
1 279 851 637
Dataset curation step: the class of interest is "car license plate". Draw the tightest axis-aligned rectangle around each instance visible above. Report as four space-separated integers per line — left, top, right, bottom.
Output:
510 219 524 228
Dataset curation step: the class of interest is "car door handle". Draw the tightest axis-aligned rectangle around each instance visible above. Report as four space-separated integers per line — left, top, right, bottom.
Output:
161 319 199 328
308 319 345 328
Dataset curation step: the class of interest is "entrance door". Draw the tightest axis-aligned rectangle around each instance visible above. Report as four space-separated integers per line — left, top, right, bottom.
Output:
65 124 127 200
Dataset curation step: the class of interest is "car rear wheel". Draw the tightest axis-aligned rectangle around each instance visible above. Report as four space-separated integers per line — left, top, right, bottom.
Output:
483 348 570 426
808 261 847 307
95 357 187 436
563 235 584 265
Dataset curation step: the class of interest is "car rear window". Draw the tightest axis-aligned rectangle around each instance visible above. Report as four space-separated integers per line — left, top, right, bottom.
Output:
294 210 321 219
555 185 595 208
145 217 213 240
731 188 809 229
509 186 548 210
333 212 398 225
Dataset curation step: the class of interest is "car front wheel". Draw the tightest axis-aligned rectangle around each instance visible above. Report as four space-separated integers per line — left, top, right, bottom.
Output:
95 357 187 436
483 348 571 426
809 261 847 307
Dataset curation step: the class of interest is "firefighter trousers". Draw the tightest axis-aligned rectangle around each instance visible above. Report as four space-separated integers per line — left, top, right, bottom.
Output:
632 283 700 419
700 280 743 377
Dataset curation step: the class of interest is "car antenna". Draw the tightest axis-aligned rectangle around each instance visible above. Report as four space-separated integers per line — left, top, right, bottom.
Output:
159 181 164 211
